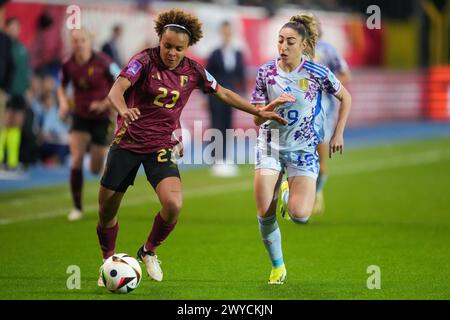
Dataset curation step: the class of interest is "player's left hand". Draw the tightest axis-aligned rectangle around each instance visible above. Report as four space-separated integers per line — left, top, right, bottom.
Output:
329 134 344 158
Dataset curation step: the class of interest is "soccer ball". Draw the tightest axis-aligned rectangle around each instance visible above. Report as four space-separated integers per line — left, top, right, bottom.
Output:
100 253 142 294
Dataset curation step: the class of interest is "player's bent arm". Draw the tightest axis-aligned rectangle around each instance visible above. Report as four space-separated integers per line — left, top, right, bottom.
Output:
57 85 70 120
337 70 351 87
333 85 351 138
108 76 140 122
327 85 351 157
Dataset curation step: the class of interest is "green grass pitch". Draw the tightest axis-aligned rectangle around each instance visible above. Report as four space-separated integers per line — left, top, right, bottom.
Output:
1 138 450 300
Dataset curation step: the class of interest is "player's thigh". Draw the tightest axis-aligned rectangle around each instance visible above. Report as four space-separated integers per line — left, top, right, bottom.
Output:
69 131 90 164
90 143 109 174
143 149 183 210
254 168 283 217
254 147 284 217
286 175 316 217
100 145 142 193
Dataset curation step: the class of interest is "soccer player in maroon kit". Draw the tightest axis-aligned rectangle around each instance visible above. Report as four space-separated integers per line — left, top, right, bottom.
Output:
96 9 294 284
58 28 121 221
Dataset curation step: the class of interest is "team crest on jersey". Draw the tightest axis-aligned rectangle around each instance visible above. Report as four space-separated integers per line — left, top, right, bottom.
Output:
88 67 95 77
298 78 309 91
180 75 188 87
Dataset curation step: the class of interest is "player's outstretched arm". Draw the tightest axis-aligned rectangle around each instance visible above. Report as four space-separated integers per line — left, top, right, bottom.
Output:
329 85 351 158
108 77 141 124
213 86 289 125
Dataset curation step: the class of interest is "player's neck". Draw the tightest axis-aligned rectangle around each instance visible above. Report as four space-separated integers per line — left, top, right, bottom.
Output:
278 59 302 73
74 51 93 65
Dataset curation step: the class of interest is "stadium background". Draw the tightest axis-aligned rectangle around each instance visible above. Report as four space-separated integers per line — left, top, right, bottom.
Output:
0 0 449 300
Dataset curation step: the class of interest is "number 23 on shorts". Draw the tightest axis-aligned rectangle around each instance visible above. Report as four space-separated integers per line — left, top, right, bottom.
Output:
157 148 175 163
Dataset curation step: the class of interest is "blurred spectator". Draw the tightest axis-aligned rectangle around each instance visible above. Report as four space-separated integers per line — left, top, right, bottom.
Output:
32 90 69 166
31 10 63 78
206 21 246 177
0 0 9 26
0 0 14 137
0 17 28 171
19 101 39 168
102 24 124 67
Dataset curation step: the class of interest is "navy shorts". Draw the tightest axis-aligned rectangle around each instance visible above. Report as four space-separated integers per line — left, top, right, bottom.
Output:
71 115 113 146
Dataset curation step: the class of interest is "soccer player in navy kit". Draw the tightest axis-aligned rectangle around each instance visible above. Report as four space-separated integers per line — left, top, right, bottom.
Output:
96 9 293 284
58 28 121 221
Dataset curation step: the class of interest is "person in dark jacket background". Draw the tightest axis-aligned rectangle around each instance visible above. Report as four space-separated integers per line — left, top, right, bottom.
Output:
0 17 31 170
101 24 124 67
206 21 246 177
0 0 16 169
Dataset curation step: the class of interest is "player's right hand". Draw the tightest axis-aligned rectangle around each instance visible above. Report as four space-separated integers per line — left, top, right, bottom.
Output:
120 108 141 124
258 110 288 125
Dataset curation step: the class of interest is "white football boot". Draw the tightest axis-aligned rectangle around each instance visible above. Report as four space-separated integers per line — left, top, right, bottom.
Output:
98 265 105 287
137 246 163 282
68 208 83 221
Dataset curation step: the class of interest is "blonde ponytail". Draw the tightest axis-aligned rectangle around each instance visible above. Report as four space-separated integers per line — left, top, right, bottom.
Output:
283 13 319 59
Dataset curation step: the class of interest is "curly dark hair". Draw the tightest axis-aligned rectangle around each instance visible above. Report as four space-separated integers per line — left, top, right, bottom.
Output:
154 9 203 46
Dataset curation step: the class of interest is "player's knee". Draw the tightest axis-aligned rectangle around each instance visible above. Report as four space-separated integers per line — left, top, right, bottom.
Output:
287 207 311 224
71 158 83 169
98 202 110 220
98 208 114 226
162 197 183 215
256 204 274 217
98 197 117 222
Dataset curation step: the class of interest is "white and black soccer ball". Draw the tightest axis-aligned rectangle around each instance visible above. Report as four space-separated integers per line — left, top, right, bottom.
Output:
100 253 142 294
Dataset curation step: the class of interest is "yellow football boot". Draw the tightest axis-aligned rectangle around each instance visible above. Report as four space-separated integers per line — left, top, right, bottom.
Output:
268 265 287 285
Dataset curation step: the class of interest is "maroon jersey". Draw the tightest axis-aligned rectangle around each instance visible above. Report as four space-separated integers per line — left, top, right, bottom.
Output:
60 51 116 120
113 47 218 154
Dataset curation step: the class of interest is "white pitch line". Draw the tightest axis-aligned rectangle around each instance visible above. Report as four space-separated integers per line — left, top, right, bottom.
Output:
0 181 252 225
1 149 450 226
